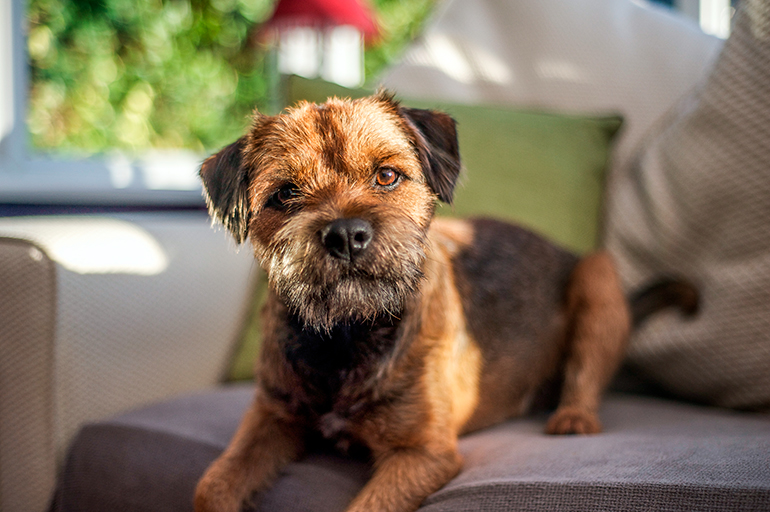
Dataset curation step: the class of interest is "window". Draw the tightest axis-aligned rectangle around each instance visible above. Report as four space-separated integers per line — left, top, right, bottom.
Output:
0 0 276 208
0 0 432 209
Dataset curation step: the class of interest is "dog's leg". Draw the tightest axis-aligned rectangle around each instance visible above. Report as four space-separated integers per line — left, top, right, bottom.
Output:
346 442 462 512
194 389 305 512
546 251 630 435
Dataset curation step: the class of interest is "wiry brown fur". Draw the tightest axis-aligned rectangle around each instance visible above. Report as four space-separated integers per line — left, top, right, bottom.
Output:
230 94 438 329
195 93 692 512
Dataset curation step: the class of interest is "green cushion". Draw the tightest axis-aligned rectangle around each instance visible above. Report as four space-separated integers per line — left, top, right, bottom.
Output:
227 76 621 381
227 271 268 382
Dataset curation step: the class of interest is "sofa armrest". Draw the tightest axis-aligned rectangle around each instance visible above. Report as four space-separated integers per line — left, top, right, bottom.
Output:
0 236 57 512
0 211 256 512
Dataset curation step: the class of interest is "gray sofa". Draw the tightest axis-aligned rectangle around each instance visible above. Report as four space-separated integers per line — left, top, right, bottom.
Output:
53 385 770 511
0 213 256 512
2 1 770 511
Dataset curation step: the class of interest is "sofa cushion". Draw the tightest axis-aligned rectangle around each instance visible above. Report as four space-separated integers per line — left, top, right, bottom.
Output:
0 238 57 512
53 386 770 512
603 1 770 410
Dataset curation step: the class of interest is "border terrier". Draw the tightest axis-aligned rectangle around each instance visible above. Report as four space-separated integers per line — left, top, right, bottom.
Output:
194 92 697 512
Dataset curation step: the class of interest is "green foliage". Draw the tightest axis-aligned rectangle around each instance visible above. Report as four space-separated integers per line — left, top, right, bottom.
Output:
26 0 435 154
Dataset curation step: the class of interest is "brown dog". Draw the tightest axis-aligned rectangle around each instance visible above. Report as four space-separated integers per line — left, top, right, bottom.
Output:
194 92 696 512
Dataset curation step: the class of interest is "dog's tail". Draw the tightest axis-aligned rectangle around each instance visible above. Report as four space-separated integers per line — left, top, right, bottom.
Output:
629 277 700 329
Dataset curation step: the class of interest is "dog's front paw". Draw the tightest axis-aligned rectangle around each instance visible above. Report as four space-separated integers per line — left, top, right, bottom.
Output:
545 407 602 435
194 464 243 512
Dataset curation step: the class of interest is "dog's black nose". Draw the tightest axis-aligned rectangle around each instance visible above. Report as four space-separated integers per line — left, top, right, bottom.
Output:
320 218 373 261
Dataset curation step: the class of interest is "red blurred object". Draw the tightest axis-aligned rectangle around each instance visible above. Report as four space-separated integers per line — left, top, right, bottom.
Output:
264 0 379 40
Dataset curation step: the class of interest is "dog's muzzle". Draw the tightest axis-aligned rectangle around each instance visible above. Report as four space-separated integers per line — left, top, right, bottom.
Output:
320 218 373 262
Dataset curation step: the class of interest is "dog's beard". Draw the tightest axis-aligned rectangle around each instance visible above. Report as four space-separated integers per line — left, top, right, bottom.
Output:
257 209 428 330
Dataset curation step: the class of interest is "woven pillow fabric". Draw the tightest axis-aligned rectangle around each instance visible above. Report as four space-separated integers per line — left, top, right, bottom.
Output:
603 0 770 410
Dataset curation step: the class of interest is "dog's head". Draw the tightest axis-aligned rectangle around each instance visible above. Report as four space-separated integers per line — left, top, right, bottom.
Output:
200 92 461 329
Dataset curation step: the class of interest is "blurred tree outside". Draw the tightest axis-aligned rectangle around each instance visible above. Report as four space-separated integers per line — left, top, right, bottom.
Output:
26 0 434 155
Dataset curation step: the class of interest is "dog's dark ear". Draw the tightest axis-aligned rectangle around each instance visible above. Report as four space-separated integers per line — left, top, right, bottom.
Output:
199 136 250 244
400 107 461 204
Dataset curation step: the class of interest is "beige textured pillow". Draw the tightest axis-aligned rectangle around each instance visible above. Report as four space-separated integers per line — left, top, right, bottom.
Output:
603 0 770 411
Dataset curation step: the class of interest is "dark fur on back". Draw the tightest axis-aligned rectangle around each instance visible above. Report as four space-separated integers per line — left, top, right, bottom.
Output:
451 219 579 430
454 219 578 354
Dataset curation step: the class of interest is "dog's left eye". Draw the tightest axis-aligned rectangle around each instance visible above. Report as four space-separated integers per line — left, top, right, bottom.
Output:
375 168 400 188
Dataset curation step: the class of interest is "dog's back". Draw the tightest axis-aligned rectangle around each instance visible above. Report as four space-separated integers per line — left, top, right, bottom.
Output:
430 217 580 432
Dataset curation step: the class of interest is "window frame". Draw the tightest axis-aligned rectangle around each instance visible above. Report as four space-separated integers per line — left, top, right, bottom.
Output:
0 0 206 208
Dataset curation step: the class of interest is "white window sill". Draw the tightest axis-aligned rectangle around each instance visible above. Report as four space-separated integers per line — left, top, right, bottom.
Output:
0 148 206 207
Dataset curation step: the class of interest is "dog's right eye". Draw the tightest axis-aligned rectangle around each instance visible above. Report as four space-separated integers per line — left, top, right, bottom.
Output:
267 184 301 210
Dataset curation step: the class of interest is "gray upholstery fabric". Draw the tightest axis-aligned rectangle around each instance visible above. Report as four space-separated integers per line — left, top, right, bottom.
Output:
53 386 370 512
0 238 57 512
603 0 770 410
0 213 258 473
425 397 770 511
54 386 770 512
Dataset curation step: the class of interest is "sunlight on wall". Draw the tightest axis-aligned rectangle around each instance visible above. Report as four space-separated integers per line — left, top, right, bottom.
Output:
0 217 169 275
536 60 591 84
404 33 513 85
701 0 733 38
